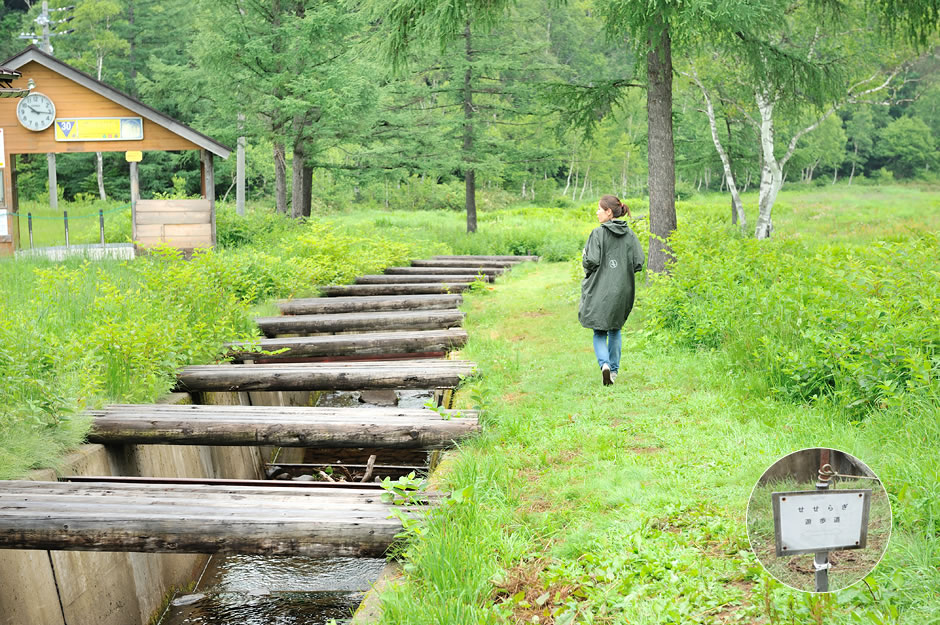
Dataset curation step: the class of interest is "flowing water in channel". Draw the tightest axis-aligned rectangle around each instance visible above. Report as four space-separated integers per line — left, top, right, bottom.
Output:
158 389 435 624
157 555 387 625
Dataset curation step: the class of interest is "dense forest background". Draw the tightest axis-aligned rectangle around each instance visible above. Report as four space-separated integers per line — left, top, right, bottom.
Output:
1 0 937 217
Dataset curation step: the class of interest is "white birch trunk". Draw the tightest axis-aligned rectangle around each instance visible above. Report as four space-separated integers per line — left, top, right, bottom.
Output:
579 163 590 200
96 57 108 201
755 92 783 240
848 144 858 185
692 70 746 230
563 155 574 196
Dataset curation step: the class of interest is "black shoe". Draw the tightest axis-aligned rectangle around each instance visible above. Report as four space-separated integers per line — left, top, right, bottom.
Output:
602 364 612 386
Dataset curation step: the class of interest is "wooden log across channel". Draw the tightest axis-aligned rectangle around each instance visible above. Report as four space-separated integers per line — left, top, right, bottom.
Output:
228 329 468 360
174 359 476 393
0 480 408 556
384 266 503 276
355 274 492 284
410 259 516 268
277 294 463 315
87 403 479 447
319 283 470 296
431 255 539 262
255 310 464 337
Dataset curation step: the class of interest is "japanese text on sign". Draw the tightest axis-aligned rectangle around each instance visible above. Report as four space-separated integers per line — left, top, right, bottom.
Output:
54 118 144 142
772 489 871 557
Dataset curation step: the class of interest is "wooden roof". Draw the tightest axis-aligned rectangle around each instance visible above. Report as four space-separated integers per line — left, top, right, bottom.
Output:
2 46 230 158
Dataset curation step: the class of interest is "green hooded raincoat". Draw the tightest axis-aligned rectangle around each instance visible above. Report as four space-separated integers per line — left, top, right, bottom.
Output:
578 220 645 331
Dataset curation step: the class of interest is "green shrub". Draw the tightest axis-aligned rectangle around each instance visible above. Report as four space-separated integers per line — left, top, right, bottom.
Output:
644 217 939 415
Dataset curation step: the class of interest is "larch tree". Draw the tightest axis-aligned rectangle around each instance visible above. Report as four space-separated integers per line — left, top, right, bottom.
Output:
61 0 129 201
361 1 559 221
558 1 776 270
197 1 374 218
365 0 537 233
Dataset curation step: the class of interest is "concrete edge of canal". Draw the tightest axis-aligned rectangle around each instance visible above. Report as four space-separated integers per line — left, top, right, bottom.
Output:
0 390 320 625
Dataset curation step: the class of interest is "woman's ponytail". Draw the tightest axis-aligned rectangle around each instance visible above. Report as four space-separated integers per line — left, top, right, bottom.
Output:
600 194 629 219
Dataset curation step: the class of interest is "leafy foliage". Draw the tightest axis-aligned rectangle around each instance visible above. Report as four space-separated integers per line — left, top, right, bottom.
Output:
643 216 939 415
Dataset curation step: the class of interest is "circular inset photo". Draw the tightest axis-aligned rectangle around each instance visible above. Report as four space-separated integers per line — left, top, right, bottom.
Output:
746 448 891 593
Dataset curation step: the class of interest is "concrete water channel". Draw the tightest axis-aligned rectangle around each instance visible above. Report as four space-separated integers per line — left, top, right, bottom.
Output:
156 391 433 625
0 255 536 625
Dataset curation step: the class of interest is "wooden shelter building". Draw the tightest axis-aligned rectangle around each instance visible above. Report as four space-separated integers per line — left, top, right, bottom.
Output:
0 46 231 257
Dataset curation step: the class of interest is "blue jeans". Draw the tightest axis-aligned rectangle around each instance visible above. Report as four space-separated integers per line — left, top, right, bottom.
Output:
592 329 622 372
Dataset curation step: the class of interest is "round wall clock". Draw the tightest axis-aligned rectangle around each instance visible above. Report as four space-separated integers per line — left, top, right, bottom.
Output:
16 92 56 132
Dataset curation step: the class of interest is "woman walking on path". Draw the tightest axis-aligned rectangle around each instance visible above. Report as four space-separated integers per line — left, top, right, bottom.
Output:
579 195 645 386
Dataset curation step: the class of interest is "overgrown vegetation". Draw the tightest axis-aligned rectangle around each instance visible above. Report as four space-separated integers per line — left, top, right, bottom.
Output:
0 199 594 479
1 185 937 623
368 186 938 624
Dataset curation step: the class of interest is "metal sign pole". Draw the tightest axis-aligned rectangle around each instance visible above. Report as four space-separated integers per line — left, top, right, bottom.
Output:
815 449 831 592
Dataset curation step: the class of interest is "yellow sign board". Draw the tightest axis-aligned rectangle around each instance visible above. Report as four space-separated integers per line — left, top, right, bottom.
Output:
54 117 144 142
125 151 143 163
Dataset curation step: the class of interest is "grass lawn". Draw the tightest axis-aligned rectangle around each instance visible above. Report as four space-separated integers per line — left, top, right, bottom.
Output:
373 260 938 624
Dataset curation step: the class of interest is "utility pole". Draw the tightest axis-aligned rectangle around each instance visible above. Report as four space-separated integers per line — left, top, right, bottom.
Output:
19 2 74 212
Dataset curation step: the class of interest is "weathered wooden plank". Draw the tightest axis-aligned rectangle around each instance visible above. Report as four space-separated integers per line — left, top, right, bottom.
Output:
431 255 539 261
227 329 468 359
163 223 213 238
319 283 469 296
410 259 515 268
0 480 407 556
278 294 463 315
135 199 211 212
384 266 503 276
174 359 476 393
89 404 479 446
136 211 211 225
88 404 477 420
255 310 464 336
355 274 488 284
59 476 394 492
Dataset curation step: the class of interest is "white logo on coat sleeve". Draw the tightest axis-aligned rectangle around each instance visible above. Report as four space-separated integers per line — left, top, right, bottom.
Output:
608 259 618 269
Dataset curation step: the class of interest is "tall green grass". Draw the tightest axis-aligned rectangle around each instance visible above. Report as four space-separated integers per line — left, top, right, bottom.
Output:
373 261 938 624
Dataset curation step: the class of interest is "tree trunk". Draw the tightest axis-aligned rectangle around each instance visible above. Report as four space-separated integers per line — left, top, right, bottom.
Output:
646 16 677 272
579 163 590 200
96 152 107 201
755 92 782 240
274 142 287 214
126 1 136 93
563 155 574 196
465 170 477 232
95 58 108 201
291 138 305 219
848 143 858 185
302 164 312 217
462 20 477 233
723 116 740 226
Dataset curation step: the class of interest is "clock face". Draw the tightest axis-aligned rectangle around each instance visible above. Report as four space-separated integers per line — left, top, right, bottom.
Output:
16 92 56 132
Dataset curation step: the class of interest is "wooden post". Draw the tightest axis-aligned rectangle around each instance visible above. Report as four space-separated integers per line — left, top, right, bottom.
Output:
129 160 139 244
201 149 216 246
0 154 17 256
47 153 57 211
11 154 18 251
